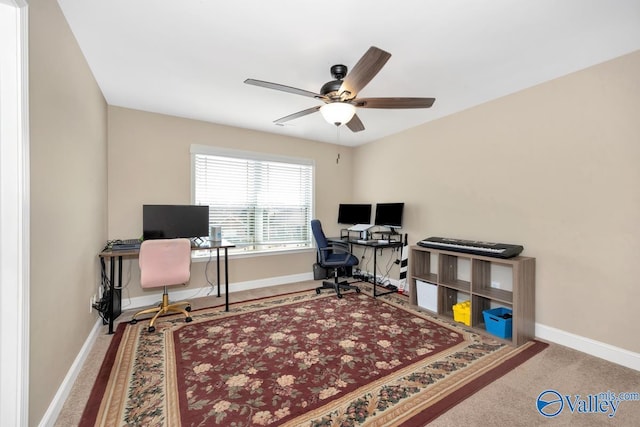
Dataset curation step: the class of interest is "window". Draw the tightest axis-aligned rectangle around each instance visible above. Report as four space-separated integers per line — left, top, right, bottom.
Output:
191 145 314 254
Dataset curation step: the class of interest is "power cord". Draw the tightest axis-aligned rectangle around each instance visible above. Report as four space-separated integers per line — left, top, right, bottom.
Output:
204 250 217 295
94 257 111 324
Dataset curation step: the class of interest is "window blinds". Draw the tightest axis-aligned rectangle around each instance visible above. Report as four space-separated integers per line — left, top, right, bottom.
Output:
193 150 313 252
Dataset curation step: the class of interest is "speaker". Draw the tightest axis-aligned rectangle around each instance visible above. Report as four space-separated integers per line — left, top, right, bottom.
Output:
313 263 329 280
209 225 222 242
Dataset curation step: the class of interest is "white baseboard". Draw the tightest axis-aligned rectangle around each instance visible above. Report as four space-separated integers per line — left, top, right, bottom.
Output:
125 272 314 310
38 319 103 427
536 323 640 372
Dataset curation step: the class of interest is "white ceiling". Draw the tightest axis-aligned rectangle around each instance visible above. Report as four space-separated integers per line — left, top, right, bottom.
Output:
56 0 640 147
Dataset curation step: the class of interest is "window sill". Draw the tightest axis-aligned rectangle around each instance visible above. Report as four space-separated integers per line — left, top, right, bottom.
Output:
191 246 314 262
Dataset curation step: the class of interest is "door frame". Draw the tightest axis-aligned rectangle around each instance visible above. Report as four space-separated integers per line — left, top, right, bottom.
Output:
0 0 30 425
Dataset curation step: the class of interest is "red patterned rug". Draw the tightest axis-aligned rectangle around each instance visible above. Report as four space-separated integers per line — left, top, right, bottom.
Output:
80 286 547 426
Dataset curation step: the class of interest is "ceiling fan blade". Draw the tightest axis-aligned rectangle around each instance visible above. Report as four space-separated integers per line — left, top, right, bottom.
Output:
355 97 436 109
346 114 365 132
273 105 322 125
244 79 326 100
339 46 391 98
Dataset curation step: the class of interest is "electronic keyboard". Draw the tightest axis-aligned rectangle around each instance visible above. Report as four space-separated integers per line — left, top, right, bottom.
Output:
417 237 523 259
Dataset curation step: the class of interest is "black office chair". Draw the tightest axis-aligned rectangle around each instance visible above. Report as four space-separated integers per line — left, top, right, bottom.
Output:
311 219 361 298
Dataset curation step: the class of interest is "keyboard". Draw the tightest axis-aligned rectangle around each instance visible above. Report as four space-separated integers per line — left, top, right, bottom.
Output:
347 223 373 232
417 237 523 259
353 239 394 245
111 239 141 250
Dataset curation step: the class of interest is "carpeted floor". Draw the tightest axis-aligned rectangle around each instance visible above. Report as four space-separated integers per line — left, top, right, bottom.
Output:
56 281 640 426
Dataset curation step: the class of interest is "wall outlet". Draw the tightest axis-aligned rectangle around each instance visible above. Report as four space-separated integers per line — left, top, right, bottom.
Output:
89 294 98 313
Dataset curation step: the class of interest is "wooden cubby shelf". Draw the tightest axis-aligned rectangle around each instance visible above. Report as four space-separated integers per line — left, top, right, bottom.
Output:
409 245 535 346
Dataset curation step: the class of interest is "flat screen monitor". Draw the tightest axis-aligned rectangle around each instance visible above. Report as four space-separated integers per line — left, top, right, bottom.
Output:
338 203 372 225
374 203 404 228
143 204 209 240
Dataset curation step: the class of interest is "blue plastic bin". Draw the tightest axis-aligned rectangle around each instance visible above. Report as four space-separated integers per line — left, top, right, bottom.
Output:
482 307 513 339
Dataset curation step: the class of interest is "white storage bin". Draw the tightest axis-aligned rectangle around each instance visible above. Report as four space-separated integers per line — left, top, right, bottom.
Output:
416 280 438 312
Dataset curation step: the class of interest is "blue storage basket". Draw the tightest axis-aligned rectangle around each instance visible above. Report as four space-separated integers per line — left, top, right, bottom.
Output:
482 307 513 339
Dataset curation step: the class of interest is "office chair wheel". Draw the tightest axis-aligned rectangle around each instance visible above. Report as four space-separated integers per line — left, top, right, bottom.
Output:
337 293 343 299
186 305 192 312
315 289 321 295
148 325 156 333
129 319 138 325
185 316 192 323
356 288 361 293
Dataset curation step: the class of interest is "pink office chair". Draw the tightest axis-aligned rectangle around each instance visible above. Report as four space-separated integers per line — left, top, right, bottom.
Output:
130 238 193 332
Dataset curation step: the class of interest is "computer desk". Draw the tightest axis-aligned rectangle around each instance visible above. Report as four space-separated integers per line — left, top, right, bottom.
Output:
98 239 235 334
330 237 404 297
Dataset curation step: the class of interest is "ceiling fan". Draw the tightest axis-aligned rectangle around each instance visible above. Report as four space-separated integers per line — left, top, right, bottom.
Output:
244 46 435 133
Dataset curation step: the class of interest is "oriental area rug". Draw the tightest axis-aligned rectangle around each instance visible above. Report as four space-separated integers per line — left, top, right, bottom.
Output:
80 285 547 426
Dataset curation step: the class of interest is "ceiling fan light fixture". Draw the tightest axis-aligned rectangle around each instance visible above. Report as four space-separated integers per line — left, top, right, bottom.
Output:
245 46 434 133
320 102 356 126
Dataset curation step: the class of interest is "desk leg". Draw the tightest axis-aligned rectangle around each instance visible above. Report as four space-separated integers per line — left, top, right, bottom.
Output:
372 247 396 298
373 248 378 297
108 257 115 334
224 247 229 312
216 248 221 298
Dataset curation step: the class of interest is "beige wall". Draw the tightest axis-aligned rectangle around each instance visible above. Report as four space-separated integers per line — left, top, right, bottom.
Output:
25 2 639 422
353 51 640 354
28 0 108 424
107 107 355 298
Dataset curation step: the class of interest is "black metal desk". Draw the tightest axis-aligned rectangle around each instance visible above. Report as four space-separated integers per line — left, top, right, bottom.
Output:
331 238 404 297
98 239 235 334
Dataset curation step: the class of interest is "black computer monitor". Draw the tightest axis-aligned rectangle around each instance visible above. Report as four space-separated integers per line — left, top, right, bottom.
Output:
337 203 372 225
142 205 209 240
374 203 404 228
